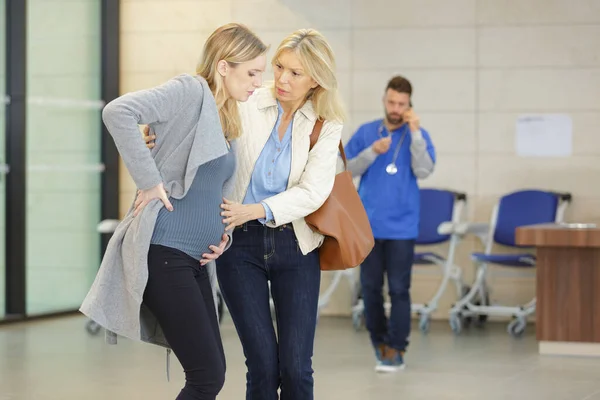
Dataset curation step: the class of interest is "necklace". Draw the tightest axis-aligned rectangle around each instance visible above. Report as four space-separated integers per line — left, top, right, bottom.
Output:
378 124 407 176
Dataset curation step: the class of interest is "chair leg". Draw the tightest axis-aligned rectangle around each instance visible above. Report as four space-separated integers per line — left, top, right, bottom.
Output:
448 261 488 334
417 233 466 333
522 298 536 315
504 297 536 338
450 263 468 306
450 261 487 314
318 271 344 311
418 258 453 315
350 268 366 331
414 258 454 334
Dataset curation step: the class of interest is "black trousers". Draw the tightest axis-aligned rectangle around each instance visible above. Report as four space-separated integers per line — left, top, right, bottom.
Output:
144 245 226 400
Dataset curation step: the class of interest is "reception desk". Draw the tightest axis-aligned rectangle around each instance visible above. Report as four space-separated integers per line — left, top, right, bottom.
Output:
516 223 600 357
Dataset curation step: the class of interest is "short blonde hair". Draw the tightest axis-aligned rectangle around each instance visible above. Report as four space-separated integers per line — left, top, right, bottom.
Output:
196 23 267 140
273 29 346 123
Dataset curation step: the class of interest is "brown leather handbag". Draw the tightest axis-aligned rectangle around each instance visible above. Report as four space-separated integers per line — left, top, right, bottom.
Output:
304 120 375 271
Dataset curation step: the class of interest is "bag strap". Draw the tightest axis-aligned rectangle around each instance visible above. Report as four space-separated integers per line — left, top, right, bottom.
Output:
309 119 347 170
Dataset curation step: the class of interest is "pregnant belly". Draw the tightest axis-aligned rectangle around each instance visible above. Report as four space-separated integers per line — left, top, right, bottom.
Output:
188 205 225 250
152 197 226 259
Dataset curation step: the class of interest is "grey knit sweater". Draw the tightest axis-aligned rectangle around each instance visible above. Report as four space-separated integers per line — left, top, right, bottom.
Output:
80 74 236 348
151 148 235 260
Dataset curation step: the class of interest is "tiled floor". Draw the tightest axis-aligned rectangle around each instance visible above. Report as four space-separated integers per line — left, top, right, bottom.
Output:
1 315 600 399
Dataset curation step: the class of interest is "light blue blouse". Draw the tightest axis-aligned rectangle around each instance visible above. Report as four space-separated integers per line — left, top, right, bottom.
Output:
243 101 293 223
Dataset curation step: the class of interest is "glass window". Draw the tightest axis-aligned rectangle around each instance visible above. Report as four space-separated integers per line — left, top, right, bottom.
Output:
0 0 6 318
25 0 102 315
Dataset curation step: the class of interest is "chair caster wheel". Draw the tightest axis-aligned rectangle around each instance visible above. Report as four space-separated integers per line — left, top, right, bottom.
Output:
352 310 365 331
419 314 430 334
449 313 462 335
507 317 527 338
86 320 101 336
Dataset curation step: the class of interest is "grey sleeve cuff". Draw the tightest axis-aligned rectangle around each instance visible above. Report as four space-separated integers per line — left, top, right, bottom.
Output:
410 131 434 179
346 146 379 177
411 129 423 141
223 230 233 252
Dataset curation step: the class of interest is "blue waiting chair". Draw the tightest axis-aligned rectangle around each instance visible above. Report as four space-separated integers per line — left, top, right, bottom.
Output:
412 189 469 333
446 189 571 337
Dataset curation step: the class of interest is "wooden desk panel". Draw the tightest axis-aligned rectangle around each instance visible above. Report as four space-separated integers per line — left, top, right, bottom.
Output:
536 247 600 343
516 224 600 355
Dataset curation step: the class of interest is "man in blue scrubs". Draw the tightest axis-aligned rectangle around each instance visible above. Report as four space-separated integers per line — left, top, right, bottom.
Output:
345 75 436 372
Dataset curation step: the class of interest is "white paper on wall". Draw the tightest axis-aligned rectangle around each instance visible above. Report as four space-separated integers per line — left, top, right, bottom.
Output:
515 114 572 157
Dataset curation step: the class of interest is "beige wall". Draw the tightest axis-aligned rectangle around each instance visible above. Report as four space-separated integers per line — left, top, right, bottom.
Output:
118 0 600 319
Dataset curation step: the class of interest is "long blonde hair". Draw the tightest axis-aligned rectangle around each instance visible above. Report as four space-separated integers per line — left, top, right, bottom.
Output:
196 23 267 140
272 29 346 123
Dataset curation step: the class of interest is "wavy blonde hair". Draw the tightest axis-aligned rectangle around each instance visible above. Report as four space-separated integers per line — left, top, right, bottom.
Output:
272 29 346 123
196 23 267 139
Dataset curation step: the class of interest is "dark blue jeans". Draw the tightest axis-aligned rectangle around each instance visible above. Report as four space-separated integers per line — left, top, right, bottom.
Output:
360 239 415 352
216 221 321 400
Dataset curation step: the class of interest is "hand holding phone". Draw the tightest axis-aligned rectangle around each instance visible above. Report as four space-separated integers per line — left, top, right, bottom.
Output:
403 108 420 133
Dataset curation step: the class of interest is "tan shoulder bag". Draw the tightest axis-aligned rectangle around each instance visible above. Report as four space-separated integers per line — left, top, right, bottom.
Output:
304 120 375 271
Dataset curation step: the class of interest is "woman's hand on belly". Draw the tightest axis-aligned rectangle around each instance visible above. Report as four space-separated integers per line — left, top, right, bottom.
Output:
220 199 266 231
199 234 229 266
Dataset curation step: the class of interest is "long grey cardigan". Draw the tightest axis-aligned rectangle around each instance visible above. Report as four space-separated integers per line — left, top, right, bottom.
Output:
80 74 235 348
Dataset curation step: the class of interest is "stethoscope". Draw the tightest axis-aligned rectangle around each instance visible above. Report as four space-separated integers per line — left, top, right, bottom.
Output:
377 123 407 176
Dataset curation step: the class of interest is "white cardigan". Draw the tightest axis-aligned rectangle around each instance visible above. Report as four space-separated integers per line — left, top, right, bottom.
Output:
231 87 343 255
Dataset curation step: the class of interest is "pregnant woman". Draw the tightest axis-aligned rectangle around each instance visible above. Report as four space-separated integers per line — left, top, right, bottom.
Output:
80 23 267 400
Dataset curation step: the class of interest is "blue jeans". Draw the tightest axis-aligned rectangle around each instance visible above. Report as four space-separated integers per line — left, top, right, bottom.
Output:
216 221 321 400
360 239 415 352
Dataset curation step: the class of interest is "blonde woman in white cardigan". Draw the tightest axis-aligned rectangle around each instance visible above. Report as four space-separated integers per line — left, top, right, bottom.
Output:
215 30 343 400
146 29 344 400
